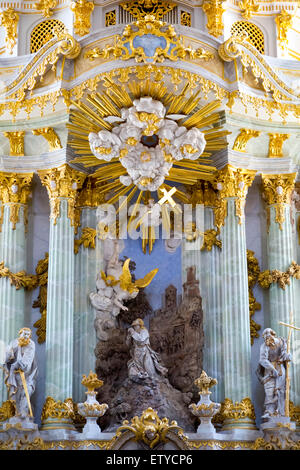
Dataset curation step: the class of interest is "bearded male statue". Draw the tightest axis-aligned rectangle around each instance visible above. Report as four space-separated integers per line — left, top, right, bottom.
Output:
256 328 292 419
3 327 37 419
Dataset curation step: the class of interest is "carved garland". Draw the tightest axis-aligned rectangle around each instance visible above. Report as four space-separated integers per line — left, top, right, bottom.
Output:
247 250 261 344
74 227 97 254
258 261 300 290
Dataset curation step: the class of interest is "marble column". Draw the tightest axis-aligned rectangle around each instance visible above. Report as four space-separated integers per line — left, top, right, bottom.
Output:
262 174 299 409
214 165 257 431
0 173 33 405
73 179 105 403
38 165 86 431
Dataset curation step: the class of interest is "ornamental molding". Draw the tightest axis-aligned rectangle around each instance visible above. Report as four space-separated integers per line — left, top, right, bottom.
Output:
218 32 300 103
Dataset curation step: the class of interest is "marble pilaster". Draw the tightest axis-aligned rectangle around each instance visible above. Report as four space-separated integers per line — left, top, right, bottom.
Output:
38 165 86 430
0 172 33 405
214 165 257 431
262 173 299 408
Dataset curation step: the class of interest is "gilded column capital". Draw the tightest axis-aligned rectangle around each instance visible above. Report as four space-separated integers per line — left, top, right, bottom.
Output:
0 172 33 229
3 131 25 156
202 0 225 38
76 177 106 208
262 173 296 229
232 128 260 153
213 165 256 227
38 165 86 225
0 8 19 54
268 133 289 158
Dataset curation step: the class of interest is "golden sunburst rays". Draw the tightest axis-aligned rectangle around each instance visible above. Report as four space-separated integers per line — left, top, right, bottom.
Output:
68 76 229 249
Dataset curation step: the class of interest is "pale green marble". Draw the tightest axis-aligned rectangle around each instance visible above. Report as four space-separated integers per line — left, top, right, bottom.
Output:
0 204 27 404
73 207 104 403
221 198 252 402
44 198 75 401
267 205 299 406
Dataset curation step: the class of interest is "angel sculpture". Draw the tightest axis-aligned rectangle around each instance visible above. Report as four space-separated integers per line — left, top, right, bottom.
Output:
90 239 158 341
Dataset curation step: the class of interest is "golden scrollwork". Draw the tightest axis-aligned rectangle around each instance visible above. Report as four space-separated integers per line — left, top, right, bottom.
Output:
74 227 97 254
38 164 86 225
0 172 33 230
105 10 116 27
261 173 296 229
213 165 256 227
180 11 191 27
120 0 176 20
268 133 289 158
32 127 62 151
108 407 190 450
0 8 19 54
41 397 75 422
289 401 300 427
3 131 25 156
34 0 57 18
0 400 16 422
70 0 94 37
232 128 260 152
275 10 293 50
239 0 259 19
253 434 300 450
201 229 222 251
247 249 261 344
221 397 256 421
85 15 214 64
202 0 225 38
258 261 300 290
194 370 218 394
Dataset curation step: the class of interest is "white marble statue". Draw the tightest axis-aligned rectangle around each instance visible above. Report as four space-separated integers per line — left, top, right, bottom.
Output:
3 327 37 419
256 328 292 419
126 318 168 381
90 239 158 341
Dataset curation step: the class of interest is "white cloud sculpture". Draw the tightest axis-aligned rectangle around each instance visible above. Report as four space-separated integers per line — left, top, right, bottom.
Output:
89 97 206 191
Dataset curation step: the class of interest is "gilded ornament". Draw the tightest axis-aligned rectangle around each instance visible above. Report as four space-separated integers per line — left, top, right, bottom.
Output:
194 370 217 394
221 397 256 421
0 262 38 290
275 10 293 50
201 229 222 251
268 133 289 158
34 0 57 18
41 396 75 422
85 15 214 64
81 371 104 392
202 0 226 38
0 172 33 229
247 249 261 344
0 400 16 421
74 227 97 254
261 173 296 229
70 0 94 37
32 253 49 344
232 128 260 152
32 127 62 151
108 407 190 450
180 11 191 27
105 10 116 27
120 0 176 20
3 131 25 156
258 261 300 290
38 165 86 225
0 8 19 54
289 401 300 427
239 0 260 19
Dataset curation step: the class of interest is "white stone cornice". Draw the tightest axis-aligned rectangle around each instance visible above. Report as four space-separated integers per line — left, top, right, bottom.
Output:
212 149 299 174
0 146 88 173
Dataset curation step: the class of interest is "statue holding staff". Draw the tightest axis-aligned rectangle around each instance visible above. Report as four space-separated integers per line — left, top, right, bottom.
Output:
3 327 37 419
